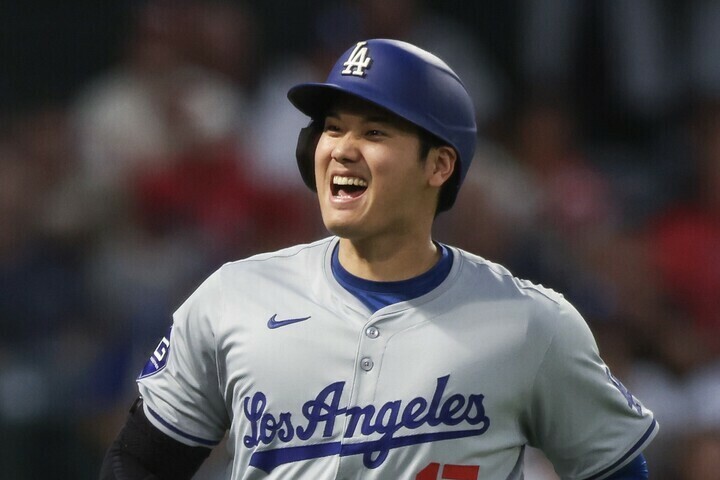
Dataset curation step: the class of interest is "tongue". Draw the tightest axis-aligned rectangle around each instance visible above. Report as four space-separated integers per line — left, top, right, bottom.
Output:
337 187 364 198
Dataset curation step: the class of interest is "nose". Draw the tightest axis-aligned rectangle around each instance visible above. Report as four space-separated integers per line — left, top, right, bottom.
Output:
330 132 361 164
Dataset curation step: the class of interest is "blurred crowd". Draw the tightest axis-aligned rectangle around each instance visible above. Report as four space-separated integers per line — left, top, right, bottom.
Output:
1 1 719 478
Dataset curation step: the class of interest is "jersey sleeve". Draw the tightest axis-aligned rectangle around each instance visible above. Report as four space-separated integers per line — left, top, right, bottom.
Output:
525 297 658 480
137 268 229 447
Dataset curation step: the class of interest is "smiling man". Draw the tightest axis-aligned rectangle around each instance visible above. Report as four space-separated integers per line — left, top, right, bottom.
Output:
313 98 453 279
100 39 657 480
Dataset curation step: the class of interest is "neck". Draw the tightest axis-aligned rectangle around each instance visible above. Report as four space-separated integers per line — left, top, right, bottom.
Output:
337 233 440 282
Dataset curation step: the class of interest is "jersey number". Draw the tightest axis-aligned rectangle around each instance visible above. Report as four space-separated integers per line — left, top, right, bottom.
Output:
416 463 480 480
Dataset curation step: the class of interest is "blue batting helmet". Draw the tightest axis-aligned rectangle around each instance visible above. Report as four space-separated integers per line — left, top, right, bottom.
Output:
287 38 477 212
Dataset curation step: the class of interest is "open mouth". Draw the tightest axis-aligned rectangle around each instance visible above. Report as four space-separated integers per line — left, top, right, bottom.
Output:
331 175 368 198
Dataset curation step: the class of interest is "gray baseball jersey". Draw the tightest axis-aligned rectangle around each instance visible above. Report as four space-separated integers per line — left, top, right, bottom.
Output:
137 236 657 480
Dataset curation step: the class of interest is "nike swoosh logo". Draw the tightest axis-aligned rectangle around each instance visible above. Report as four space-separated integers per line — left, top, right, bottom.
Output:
267 314 311 329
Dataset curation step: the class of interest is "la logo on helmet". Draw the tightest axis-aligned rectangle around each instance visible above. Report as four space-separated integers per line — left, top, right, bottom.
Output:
341 41 373 77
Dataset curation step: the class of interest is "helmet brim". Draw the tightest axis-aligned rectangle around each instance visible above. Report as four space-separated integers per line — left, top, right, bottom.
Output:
288 82 390 122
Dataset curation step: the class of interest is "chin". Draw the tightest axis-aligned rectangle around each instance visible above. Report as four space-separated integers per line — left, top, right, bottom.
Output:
323 220 360 239
319 206 358 235
321 214 370 240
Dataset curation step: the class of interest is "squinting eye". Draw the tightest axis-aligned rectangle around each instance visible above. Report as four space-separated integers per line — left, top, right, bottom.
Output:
323 123 342 135
367 129 384 137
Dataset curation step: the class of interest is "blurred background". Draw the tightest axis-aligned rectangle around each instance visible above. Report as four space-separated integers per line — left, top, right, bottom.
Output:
0 0 718 478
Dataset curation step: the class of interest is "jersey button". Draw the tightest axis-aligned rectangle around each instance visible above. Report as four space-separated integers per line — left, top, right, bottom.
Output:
360 357 374 371
365 326 380 339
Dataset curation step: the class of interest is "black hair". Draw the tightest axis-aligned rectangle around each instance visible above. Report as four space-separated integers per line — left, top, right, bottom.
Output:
417 128 460 214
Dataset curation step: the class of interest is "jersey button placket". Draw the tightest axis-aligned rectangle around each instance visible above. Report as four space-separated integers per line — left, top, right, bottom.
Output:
336 321 387 476
360 357 374 371
365 326 380 339
360 326 379 371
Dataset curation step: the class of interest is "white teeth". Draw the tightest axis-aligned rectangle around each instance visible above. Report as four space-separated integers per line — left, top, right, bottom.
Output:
333 176 368 187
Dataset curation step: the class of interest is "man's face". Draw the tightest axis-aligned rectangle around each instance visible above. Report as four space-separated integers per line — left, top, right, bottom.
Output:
314 100 438 242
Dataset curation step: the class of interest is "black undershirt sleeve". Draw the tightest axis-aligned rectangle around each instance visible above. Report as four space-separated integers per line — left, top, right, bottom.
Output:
99 398 212 480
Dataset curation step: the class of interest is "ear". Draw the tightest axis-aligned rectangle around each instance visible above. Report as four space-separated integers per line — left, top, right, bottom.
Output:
426 146 457 188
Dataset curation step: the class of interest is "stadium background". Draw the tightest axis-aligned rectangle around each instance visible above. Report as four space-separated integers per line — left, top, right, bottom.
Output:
1 1 718 478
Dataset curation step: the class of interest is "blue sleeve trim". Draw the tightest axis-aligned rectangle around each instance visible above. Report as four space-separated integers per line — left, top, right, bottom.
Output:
146 405 220 447
585 419 657 480
603 454 648 479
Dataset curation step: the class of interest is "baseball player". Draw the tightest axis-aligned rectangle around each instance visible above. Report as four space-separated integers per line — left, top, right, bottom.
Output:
100 39 657 479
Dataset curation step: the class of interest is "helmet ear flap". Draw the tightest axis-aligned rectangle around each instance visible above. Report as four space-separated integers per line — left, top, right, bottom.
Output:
295 121 323 192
